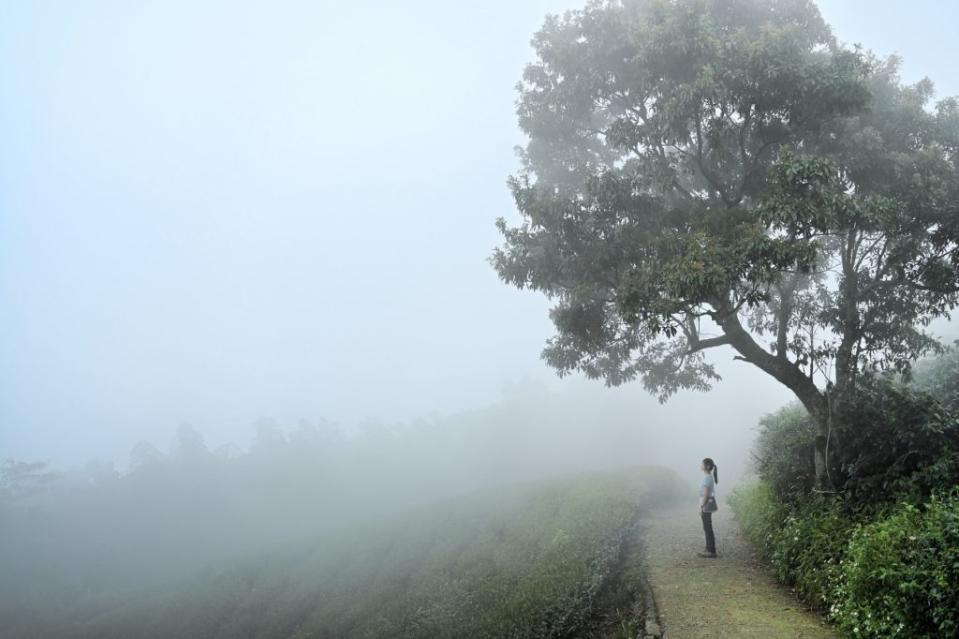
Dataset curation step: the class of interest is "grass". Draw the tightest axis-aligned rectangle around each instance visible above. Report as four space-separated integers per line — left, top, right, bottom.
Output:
2 466 682 639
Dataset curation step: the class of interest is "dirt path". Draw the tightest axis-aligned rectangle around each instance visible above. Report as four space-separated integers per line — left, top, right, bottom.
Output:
640 503 837 639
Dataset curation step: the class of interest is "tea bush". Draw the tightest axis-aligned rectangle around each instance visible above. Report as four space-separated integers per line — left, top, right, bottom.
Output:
0 467 683 639
729 482 852 608
751 405 817 503
831 490 959 639
751 371 959 514
731 482 959 638
836 377 959 512
734 351 959 638
726 480 784 557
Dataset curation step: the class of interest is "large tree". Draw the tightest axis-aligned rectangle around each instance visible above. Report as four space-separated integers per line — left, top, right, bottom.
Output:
493 0 959 489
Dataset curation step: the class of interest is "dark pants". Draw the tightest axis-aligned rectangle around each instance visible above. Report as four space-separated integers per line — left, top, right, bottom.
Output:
701 511 716 554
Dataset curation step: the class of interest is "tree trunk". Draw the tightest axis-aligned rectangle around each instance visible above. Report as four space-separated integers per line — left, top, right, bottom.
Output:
815 378 855 493
813 417 831 492
712 300 835 490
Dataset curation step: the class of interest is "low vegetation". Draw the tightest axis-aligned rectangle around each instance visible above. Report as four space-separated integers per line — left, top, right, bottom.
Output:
731 482 959 638
1 467 682 639
731 351 959 638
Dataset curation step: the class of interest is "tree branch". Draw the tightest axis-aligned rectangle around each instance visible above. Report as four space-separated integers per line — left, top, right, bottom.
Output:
710 295 827 419
687 335 731 354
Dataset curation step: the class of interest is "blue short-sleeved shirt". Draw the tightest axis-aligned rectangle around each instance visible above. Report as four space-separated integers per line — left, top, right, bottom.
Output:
700 474 716 511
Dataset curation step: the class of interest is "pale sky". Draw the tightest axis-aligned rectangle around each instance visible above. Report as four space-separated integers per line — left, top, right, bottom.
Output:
2 1 957 465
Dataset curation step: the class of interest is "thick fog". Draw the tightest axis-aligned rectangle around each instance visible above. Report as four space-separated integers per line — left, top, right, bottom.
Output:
3 0 957 466
2 0 958 618
0 376 779 605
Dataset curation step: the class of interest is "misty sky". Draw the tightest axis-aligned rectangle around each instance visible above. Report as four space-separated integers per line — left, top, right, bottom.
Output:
3 1 958 466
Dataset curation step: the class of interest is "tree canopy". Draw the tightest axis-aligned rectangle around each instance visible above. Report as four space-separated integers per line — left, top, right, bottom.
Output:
493 0 959 486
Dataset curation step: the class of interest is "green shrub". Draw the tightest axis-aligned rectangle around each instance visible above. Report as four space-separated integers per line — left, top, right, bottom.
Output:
831 490 959 639
750 368 959 513
735 350 959 638
733 481 959 639
727 480 785 558
730 481 852 609
751 405 817 503
773 496 853 608
837 377 959 512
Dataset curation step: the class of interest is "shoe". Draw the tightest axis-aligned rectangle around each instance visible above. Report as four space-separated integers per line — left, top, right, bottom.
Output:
697 552 717 558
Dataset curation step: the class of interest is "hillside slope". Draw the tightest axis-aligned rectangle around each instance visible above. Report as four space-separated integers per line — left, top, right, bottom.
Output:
2 467 683 639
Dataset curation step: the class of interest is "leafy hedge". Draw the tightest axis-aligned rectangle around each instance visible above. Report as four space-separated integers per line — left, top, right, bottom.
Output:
735 352 959 637
751 371 959 513
729 482 852 609
731 481 959 639
834 491 959 638
750 405 817 502
836 377 959 512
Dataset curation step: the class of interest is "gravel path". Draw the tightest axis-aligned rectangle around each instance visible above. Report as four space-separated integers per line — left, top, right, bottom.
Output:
640 503 837 639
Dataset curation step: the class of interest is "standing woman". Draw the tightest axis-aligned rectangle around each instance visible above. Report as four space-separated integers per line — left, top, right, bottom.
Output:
699 458 719 558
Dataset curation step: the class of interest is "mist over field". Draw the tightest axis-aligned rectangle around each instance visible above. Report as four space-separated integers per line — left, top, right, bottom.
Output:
0 375 779 601
3 1 959 638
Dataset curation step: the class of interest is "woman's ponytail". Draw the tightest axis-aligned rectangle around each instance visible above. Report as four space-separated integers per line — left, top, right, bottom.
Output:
703 457 718 484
